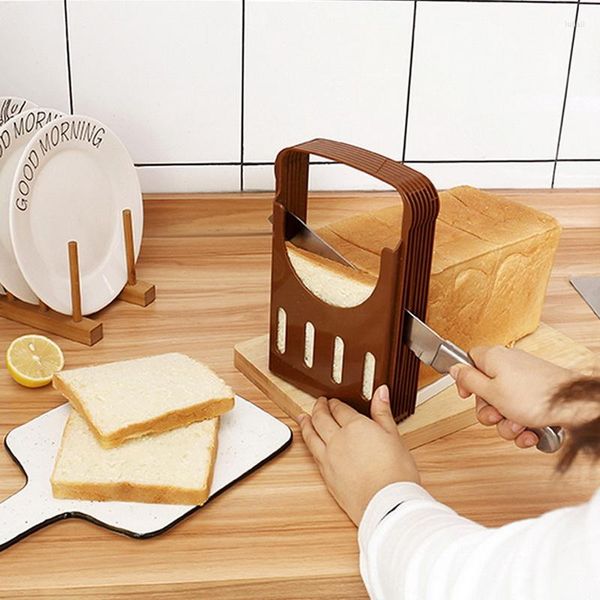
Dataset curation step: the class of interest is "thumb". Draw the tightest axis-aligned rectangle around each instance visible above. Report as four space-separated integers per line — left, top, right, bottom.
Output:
449 364 492 399
371 385 397 434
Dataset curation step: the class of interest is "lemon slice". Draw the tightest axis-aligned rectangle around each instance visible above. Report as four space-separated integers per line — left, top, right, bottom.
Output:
6 335 65 388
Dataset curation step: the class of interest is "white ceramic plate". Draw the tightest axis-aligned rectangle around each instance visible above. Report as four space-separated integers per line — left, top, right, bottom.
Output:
9 115 142 315
0 96 37 128
0 96 37 295
0 108 65 303
0 97 35 297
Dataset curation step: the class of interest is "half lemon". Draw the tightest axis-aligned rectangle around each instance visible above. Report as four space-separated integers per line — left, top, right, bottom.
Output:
6 335 65 388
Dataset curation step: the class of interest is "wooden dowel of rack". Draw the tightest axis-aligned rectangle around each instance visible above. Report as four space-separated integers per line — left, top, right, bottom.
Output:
68 241 82 323
38 299 49 312
118 208 156 307
6 291 14 301
123 209 137 286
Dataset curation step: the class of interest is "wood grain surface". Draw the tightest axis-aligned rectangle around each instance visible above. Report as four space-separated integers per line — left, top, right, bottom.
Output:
234 323 598 449
0 189 599 598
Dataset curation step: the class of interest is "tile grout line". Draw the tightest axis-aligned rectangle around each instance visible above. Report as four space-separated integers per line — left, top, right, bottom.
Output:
133 158 599 168
240 0 246 192
402 0 418 162
135 163 241 168
62 0 74 114
552 0 581 188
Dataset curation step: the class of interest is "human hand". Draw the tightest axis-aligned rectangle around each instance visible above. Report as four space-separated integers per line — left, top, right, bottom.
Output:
297 385 419 526
449 346 576 449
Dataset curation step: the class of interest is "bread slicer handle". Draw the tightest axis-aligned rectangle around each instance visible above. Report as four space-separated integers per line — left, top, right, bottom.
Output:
274 138 438 229
0 484 57 551
437 340 565 455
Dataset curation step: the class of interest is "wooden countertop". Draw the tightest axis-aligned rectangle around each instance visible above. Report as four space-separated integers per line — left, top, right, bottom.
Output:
0 189 599 598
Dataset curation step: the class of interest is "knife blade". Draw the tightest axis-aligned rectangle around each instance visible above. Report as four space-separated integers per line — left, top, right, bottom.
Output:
269 211 357 270
570 276 600 319
404 310 565 454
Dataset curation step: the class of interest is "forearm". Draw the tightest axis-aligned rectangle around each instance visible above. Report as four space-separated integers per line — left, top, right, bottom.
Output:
358 483 485 599
358 482 600 600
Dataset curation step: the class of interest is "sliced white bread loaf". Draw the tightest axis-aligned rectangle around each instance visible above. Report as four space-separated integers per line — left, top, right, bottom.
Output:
53 353 234 448
285 186 560 389
51 410 219 505
286 186 560 351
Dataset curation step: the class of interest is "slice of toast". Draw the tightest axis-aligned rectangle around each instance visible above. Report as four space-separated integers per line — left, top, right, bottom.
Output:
285 241 376 308
53 353 234 448
51 410 219 505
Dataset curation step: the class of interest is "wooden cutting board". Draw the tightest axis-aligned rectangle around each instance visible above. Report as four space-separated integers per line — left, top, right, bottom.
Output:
235 323 598 449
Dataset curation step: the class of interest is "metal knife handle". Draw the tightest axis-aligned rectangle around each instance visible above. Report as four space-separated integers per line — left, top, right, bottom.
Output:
431 340 474 373
436 341 565 454
527 426 565 454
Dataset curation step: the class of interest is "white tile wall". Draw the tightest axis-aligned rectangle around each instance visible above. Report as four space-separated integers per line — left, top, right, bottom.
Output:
405 1 574 161
554 161 600 188
244 0 413 163
558 5 600 161
137 166 240 194
0 0 597 192
0 1 70 113
406 161 555 190
67 0 242 166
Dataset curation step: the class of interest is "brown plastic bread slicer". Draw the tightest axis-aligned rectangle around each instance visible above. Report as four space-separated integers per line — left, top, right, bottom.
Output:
269 139 439 422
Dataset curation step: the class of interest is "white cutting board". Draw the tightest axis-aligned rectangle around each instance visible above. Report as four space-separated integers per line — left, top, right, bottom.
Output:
0 396 292 551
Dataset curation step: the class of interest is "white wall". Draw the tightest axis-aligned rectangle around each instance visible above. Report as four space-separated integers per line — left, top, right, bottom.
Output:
1 0 598 192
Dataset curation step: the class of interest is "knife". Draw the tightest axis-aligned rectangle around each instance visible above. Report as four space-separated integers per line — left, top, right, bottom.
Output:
269 211 357 269
404 310 565 454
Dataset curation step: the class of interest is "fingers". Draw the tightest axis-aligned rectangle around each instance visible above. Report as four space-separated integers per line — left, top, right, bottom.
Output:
475 396 503 426
496 418 526 442
515 430 539 449
370 385 398 434
449 363 492 399
311 397 340 443
297 413 326 463
472 397 538 449
497 419 538 448
328 397 361 427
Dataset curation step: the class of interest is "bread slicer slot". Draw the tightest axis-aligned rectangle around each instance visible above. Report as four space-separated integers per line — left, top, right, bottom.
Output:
332 336 344 384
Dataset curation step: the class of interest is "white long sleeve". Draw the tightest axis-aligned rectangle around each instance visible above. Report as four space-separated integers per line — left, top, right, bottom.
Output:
358 482 600 600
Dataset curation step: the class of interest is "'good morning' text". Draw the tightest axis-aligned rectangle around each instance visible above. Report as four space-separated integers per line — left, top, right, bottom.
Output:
14 120 106 212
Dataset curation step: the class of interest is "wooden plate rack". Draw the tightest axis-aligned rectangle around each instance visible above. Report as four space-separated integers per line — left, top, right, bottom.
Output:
0 209 155 346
